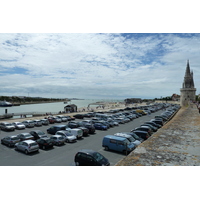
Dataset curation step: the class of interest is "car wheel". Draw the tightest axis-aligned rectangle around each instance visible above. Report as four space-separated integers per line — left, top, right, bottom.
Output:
25 150 28 154
42 146 46 150
105 146 109 151
66 139 69 143
8 143 11 147
75 162 79 166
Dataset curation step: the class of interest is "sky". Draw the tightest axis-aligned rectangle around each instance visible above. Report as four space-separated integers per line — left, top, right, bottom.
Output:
1 1 200 100
1 33 200 100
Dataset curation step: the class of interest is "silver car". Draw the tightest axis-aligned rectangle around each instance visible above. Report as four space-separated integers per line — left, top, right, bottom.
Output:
17 133 34 141
33 120 43 127
12 122 26 130
55 130 77 143
50 135 65 146
0 122 15 131
22 120 35 128
41 119 49 125
15 140 39 154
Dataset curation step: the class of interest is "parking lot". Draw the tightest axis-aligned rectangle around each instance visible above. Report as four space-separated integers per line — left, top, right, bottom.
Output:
0 108 168 166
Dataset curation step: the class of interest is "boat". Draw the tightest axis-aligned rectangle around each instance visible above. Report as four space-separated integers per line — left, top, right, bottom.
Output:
0 101 13 107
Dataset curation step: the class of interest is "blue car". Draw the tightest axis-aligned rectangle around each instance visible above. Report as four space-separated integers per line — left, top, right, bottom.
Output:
93 123 107 130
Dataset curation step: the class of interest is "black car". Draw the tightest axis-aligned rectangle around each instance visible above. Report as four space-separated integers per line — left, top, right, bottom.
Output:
78 127 89 136
131 130 150 140
67 121 80 128
73 114 85 119
74 149 110 166
47 125 67 134
30 130 48 140
36 137 54 149
1 135 20 147
78 122 95 134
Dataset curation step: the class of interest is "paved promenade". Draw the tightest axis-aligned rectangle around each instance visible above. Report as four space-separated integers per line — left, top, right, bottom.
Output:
116 104 200 166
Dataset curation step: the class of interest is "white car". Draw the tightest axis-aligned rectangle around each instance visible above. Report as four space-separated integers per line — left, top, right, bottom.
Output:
65 128 83 139
12 122 26 129
15 140 39 154
55 130 77 143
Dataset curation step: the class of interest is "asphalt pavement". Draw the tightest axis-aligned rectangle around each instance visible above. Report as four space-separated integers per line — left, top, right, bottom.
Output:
0 109 164 166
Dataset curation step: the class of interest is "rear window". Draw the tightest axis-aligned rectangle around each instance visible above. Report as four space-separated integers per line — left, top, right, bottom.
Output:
30 142 38 146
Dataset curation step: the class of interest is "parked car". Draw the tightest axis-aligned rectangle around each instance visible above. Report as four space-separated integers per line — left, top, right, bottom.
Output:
47 125 68 134
102 135 135 154
36 137 54 149
144 121 161 128
124 132 144 142
22 120 35 128
50 135 65 146
12 122 26 130
41 119 49 125
52 116 62 123
78 121 95 134
74 149 110 166
33 120 43 127
14 140 39 154
0 122 15 131
55 130 77 143
46 116 56 124
78 127 89 136
56 115 68 122
93 122 108 130
30 130 48 140
65 128 83 139
114 133 141 147
131 130 150 140
141 123 158 132
68 121 80 128
133 126 153 136
1 135 21 147
17 133 34 141
73 114 85 119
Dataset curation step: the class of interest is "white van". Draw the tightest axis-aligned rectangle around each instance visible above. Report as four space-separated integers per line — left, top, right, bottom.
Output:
66 128 83 139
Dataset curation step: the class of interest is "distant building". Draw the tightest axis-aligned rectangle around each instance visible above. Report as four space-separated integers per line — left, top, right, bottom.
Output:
64 104 77 113
180 60 196 106
124 98 142 104
171 94 180 101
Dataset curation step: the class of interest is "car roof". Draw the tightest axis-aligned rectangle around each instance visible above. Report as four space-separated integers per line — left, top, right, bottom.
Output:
23 140 36 144
78 149 97 155
104 135 126 141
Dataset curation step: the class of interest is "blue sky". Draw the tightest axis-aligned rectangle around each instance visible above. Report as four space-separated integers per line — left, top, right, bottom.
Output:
1 33 200 99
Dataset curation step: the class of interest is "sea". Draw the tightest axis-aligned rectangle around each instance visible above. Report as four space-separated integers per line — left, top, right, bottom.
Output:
0 99 124 115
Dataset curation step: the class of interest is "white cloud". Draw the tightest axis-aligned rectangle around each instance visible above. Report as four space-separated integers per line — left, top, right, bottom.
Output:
0 33 200 99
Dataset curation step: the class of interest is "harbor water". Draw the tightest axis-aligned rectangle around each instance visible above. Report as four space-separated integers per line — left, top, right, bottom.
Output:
0 99 124 116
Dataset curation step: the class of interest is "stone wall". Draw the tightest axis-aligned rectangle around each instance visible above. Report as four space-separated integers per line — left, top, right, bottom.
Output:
116 103 200 166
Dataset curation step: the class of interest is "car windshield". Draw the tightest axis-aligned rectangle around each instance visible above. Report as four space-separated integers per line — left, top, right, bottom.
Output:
93 152 104 162
128 137 136 142
124 139 131 145
66 133 73 136
24 133 32 137
37 131 45 135
131 133 140 140
6 123 12 126
11 136 19 140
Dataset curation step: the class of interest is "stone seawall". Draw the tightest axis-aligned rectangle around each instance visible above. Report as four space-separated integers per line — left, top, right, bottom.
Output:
116 104 200 166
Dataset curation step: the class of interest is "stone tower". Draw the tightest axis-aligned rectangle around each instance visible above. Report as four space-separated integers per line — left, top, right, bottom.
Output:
180 60 196 106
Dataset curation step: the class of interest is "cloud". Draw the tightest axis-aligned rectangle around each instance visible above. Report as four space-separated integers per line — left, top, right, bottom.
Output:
0 33 200 99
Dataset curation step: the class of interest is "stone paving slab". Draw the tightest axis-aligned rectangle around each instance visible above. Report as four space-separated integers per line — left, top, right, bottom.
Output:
116 105 200 166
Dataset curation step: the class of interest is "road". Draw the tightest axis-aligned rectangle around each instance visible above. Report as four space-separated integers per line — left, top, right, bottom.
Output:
0 109 164 166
